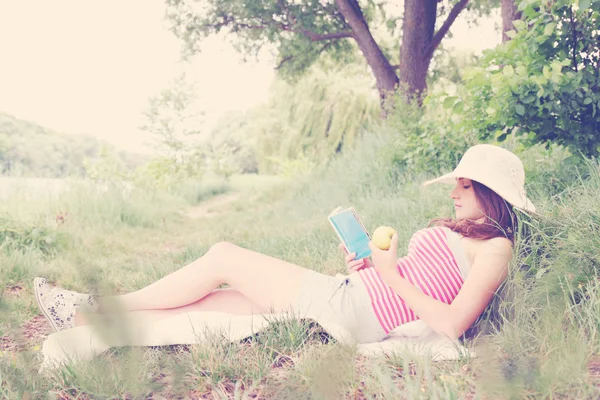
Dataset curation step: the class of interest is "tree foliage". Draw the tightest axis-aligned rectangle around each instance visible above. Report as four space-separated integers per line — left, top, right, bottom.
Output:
165 0 499 102
165 0 371 76
140 73 204 167
252 65 379 172
199 111 259 175
444 0 600 157
0 112 147 178
189 64 379 175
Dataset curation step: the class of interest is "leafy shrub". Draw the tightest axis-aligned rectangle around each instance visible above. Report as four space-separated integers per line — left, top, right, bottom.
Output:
253 65 379 172
381 91 479 177
130 155 203 191
0 216 69 255
199 112 259 175
444 0 599 157
265 154 317 178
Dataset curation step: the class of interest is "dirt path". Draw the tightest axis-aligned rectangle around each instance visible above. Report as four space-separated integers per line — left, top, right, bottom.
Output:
179 192 243 219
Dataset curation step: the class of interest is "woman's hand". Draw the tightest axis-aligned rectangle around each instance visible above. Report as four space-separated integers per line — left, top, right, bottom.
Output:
339 243 374 273
368 233 399 283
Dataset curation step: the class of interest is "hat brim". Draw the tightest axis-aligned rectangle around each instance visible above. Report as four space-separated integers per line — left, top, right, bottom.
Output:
422 172 458 186
422 172 537 214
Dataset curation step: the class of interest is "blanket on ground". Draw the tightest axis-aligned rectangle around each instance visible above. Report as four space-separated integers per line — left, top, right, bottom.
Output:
39 311 474 372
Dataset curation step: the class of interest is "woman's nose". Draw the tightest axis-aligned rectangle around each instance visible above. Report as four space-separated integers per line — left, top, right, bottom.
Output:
450 187 459 199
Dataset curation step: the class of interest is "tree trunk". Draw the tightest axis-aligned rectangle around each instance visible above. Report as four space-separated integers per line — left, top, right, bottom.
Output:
399 0 437 100
502 0 521 42
335 0 399 104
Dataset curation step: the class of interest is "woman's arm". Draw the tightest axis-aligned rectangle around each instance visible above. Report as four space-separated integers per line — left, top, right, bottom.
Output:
369 236 513 340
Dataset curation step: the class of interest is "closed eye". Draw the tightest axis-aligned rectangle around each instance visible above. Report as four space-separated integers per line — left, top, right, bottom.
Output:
463 185 471 189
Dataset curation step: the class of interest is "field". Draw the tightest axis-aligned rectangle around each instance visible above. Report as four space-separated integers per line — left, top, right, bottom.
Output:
1 133 599 399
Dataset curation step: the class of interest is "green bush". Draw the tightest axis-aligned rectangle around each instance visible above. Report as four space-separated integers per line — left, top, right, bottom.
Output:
0 216 69 256
252 65 380 173
380 92 479 177
444 0 600 157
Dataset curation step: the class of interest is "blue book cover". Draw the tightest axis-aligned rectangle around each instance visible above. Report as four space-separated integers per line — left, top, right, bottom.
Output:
328 206 372 260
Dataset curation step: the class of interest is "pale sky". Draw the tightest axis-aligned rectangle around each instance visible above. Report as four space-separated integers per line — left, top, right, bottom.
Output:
0 1 500 155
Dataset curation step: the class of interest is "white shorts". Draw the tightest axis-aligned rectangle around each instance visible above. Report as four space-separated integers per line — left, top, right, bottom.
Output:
294 270 387 343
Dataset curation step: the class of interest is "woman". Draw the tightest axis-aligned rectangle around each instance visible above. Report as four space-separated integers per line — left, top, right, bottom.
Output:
33 144 536 343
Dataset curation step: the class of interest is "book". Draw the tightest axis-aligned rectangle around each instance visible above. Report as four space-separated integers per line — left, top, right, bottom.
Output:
328 206 372 260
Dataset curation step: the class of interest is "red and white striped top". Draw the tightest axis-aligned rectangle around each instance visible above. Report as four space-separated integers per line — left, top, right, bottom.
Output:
357 227 464 334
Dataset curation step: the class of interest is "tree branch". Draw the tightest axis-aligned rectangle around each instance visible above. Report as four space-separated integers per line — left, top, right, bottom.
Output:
424 0 470 61
569 4 578 72
275 55 295 69
286 13 353 41
275 42 334 70
297 29 354 41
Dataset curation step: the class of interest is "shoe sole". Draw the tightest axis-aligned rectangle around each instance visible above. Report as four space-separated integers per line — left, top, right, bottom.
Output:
33 277 60 333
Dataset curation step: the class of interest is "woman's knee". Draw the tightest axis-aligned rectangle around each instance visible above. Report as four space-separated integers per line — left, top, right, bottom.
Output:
204 241 238 261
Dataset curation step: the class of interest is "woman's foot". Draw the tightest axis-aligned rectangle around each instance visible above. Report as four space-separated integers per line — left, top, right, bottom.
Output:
33 277 99 332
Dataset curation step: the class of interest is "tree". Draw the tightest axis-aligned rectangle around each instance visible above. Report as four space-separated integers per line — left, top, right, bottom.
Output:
139 73 204 168
165 0 496 106
501 0 521 42
0 112 139 178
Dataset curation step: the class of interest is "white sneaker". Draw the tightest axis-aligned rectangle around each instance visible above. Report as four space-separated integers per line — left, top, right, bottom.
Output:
33 277 99 332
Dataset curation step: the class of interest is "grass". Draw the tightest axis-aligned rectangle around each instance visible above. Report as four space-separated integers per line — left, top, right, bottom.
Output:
1 133 599 398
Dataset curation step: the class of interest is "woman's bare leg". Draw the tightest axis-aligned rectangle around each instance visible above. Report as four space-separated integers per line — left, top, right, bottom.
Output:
96 242 310 314
75 288 266 327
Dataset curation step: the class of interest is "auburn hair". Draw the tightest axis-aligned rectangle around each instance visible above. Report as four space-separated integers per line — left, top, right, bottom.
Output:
430 180 517 243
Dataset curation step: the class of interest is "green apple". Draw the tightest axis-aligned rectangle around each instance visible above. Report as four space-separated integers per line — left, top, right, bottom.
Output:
372 226 397 250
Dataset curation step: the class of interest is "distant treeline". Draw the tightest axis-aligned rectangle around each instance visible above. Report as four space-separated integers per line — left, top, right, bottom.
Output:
0 112 149 178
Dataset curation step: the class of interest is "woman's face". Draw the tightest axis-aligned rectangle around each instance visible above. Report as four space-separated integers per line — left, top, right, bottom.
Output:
450 178 485 221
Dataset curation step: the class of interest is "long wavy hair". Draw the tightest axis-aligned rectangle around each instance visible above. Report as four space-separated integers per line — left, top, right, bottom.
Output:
431 180 520 340
430 180 518 243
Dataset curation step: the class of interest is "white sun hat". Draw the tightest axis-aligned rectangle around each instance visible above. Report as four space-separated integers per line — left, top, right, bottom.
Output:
422 144 536 213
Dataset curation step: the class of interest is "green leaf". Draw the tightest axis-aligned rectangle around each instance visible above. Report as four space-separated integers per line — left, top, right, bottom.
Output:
551 61 563 75
522 7 540 19
516 65 528 76
517 0 529 12
537 88 545 97
443 96 457 109
583 97 593 105
452 101 465 114
579 0 591 10
515 104 526 115
543 22 556 36
543 66 552 79
522 95 536 104
503 65 515 77
513 20 526 31
505 30 518 39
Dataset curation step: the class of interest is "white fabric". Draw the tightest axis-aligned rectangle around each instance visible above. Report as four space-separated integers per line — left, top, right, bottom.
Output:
39 311 475 373
444 228 473 279
422 144 536 213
